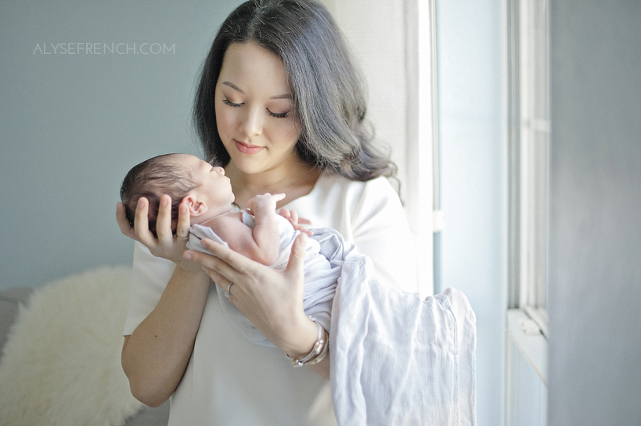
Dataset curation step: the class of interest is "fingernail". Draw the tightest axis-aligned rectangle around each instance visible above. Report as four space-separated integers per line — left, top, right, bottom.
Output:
162 197 169 207
137 198 143 208
184 252 192 260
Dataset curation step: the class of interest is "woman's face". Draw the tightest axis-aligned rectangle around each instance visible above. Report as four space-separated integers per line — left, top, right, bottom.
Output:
214 42 302 176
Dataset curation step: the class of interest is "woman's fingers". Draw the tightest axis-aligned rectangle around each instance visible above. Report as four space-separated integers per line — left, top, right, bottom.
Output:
285 233 307 283
185 241 247 284
176 201 191 239
156 195 173 247
191 253 230 290
201 239 252 274
200 266 228 289
134 197 157 247
187 234 312 355
116 202 138 241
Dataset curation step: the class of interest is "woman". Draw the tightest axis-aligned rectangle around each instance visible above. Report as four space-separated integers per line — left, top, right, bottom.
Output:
116 0 418 424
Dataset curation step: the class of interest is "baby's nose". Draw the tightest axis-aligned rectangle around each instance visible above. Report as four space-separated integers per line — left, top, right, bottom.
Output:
214 166 225 175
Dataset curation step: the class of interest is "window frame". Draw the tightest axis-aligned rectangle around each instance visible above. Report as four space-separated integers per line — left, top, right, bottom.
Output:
505 0 551 423
507 0 550 337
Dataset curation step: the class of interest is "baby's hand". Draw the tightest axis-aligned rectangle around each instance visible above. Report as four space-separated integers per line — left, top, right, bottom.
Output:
279 208 313 236
247 193 286 216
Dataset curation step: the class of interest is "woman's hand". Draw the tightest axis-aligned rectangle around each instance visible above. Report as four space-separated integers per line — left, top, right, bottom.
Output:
184 233 329 378
116 195 202 274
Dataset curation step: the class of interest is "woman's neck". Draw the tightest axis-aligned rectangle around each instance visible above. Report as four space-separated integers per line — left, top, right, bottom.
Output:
225 160 321 209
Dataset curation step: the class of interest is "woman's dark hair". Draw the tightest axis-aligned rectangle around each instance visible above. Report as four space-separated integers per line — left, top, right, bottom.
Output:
120 154 199 238
194 0 396 181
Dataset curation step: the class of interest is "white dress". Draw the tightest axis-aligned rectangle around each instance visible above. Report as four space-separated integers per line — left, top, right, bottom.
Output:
123 172 418 426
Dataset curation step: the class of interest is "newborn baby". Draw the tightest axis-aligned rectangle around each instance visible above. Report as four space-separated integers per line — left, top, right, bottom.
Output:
120 153 339 347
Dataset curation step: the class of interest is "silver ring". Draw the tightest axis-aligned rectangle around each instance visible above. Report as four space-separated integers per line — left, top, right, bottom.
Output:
224 282 234 299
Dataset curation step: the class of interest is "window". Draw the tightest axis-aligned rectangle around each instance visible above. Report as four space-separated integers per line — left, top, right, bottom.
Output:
512 0 550 331
322 0 438 296
506 0 550 424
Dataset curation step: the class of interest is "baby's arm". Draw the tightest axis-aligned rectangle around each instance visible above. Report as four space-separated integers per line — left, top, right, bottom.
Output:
209 193 284 266
246 193 285 263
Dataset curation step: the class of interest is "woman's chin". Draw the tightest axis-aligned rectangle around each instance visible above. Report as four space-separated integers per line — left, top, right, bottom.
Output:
232 162 264 175
229 156 272 175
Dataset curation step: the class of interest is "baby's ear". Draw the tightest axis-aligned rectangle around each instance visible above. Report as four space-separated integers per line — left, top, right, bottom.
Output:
183 193 208 217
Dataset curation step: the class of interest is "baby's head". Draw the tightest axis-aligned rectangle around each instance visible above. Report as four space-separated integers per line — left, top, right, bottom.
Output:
120 153 233 237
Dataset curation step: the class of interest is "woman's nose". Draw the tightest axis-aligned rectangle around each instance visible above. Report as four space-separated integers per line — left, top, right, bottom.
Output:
239 105 263 137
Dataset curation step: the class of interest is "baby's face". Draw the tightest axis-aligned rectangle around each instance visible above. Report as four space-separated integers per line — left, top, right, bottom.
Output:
177 154 235 208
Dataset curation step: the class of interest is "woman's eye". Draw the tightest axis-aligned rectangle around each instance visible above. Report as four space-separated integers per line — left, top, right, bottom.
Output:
268 109 289 119
223 98 242 107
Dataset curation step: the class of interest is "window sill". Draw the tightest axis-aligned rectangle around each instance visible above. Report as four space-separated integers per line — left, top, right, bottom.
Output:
506 309 548 386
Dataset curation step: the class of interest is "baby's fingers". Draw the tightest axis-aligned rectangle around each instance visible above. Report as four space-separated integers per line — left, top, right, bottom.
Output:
279 208 291 219
271 193 286 202
277 208 312 235
298 217 312 225
298 228 313 236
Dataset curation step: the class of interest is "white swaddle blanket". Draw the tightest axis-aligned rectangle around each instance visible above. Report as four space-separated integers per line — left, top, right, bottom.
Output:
323 228 478 425
189 215 477 425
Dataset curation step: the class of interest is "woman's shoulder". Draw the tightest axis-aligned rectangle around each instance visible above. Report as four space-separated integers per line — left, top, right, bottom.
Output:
313 171 404 222
315 171 398 199
285 171 403 231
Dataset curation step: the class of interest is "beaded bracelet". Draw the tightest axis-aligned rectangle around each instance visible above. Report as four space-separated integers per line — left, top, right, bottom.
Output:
305 328 329 366
286 316 329 367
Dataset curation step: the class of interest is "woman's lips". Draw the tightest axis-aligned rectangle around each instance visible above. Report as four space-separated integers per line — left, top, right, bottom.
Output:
234 139 264 155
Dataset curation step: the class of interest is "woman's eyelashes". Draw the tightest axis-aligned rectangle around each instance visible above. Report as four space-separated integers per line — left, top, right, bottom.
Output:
222 98 290 119
223 98 242 107
268 110 289 119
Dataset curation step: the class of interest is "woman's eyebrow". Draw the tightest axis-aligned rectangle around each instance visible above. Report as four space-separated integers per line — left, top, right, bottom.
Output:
222 81 244 93
269 94 291 100
222 81 290 100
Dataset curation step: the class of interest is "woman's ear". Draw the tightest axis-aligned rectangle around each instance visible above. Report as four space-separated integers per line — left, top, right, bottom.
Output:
183 193 209 217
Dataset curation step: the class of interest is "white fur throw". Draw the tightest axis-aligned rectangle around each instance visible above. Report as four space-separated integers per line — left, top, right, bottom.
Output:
0 266 144 426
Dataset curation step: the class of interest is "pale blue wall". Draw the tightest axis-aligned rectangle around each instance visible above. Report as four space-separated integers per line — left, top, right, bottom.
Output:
0 0 242 290
548 1 641 424
435 1 507 425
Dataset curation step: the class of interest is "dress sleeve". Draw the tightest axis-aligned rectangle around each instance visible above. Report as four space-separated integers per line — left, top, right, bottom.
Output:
349 177 419 294
122 242 176 336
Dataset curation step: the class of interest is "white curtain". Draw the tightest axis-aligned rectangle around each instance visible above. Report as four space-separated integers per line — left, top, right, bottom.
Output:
321 0 436 296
